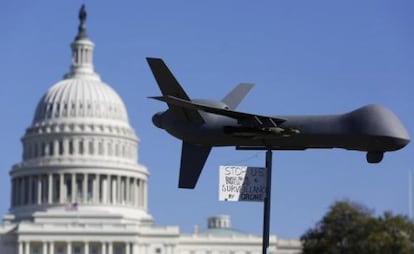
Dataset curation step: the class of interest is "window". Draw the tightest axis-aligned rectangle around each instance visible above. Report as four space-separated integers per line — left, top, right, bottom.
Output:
79 140 84 155
69 140 74 154
98 141 104 155
66 177 72 200
56 247 65 254
41 143 46 156
34 144 39 158
115 143 119 156
89 140 94 155
59 140 64 155
74 246 81 254
33 247 40 254
108 142 113 156
114 246 123 254
49 141 54 156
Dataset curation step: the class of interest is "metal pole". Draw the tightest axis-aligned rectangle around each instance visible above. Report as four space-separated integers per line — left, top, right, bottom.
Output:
262 149 272 254
409 170 412 219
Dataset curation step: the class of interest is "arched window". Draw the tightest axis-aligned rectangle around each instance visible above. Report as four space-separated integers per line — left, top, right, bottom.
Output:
49 141 54 156
108 142 113 156
122 144 126 158
27 143 32 159
115 143 119 156
98 141 104 155
79 140 84 155
59 140 64 155
33 143 38 157
41 143 46 157
69 140 74 155
89 140 94 155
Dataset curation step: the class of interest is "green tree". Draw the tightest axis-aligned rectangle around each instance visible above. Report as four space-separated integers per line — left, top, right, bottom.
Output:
301 200 414 254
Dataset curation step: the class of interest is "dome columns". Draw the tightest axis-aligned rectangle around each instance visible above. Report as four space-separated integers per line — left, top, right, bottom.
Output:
68 39 96 78
17 240 137 254
10 172 147 210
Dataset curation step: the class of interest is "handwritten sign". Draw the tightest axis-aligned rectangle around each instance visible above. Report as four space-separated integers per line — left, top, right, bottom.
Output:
219 166 267 202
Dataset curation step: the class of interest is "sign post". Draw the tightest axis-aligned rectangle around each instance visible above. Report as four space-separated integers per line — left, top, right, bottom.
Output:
262 149 272 254
219 148 273 254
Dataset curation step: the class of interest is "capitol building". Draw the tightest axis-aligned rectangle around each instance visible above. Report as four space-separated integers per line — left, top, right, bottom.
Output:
0 7 301 254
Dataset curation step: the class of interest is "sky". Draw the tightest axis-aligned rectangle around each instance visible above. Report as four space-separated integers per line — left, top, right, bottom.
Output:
0 1 413 239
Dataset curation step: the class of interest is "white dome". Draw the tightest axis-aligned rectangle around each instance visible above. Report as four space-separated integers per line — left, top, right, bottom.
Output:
9 8 152 225
33 77 129 125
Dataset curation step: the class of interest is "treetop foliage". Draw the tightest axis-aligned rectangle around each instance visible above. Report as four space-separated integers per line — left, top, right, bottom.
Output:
301 200 414 254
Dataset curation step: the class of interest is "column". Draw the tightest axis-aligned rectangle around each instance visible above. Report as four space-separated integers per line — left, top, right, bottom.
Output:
20 177 26 205
108 242 113 254
71 173 76 203
125 242 130 254
135 179 139 207
84 139 89 155
18 241 23 254
141 244 149 254
28 176 33 205
60 173 65 203
85 241 89 254
25 241 30 254
67 242 72 254
143 181 147 209
102 176 107 204
54 140 59 156
73 138 78 154
42 242 47 254
117 175 121 204
102 242 107 254
126 177 130 206
55 176 59 202
129 178 134 206
132 243 139 254
49 241 54 254
111 176 116 204
11 179 15 207
42 175 47 203
48 174 53 204
138 179 142 207
108 176 115 204
94 174 100 204
83 174 88 203
16 178 20 206
63 138 69 156
164 244 170 254
37 176 42 205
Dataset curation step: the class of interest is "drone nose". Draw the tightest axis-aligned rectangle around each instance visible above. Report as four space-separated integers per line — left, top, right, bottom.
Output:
152 112 164 129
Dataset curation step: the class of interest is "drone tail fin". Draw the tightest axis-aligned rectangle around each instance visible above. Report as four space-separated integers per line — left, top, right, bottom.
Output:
147 57 204 123
221 83 254 109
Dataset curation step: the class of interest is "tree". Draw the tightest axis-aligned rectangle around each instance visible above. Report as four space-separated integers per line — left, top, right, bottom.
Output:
301 200 414 254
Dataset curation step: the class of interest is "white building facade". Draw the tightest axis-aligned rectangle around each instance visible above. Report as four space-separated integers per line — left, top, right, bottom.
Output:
0 7 301 254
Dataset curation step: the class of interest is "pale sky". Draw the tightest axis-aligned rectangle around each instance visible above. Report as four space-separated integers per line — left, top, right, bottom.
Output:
1 1 413 238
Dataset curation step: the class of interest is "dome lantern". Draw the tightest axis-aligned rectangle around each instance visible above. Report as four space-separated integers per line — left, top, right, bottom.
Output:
64 5 100 81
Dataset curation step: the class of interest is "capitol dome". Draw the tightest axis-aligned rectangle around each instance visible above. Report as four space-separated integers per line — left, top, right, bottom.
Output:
9 6 152 225
32 78 129 126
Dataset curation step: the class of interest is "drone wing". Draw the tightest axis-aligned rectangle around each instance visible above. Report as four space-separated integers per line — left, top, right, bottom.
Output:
149 95 286 128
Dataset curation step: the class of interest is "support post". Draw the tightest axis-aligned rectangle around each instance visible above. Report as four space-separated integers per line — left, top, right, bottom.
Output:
262 149 272 254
